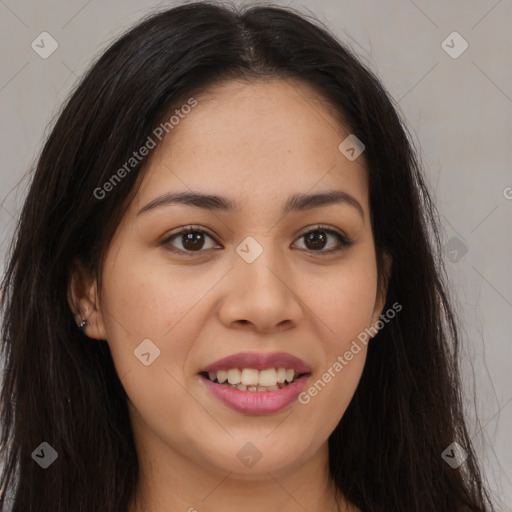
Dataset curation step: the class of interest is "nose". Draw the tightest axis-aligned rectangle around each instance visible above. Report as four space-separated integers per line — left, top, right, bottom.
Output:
217 244 303 334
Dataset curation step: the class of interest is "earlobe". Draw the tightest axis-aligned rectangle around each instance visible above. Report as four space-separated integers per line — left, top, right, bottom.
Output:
67 260 107 341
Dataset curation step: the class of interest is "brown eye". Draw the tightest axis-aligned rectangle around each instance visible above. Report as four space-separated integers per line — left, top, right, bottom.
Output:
303 230 328 250
293 225 353 254
161 224 352 257
181 231 206 251
162 227 219 255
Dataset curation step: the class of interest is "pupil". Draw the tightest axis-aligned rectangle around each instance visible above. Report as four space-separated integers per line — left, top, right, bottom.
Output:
306 231 326 250
183 232 204 250
181 230 328 251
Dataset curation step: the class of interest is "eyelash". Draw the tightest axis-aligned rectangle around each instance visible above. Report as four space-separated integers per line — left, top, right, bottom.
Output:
160 224 353 257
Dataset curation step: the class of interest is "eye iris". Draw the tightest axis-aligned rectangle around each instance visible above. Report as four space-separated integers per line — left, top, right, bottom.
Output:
182 231 205 251
305 230 327 250
174 228 339 253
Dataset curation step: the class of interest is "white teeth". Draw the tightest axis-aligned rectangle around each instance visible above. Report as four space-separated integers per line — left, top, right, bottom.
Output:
227 368 241 385
285 369 295 383
276 367 287 383
241 368 259 386
216 382 289 392
217 370 228 384
258 368 277 387
206 367 302 389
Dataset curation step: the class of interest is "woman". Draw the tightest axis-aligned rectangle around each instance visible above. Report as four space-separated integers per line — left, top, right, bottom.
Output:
0 2 495 510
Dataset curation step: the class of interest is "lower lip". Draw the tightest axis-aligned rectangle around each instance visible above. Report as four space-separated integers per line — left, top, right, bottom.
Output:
199 374 310 414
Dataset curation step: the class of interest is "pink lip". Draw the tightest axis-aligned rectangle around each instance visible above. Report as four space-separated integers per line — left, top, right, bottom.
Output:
198 373 311 414
199 351 311 373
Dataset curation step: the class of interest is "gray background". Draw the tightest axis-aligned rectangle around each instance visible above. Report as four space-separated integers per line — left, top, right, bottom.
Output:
0 0 511 508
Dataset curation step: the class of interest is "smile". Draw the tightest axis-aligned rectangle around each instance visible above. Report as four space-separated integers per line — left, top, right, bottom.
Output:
198 351 312 414
201 367 305 391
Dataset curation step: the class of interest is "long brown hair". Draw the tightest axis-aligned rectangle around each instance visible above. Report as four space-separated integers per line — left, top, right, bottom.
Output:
0 2 494 510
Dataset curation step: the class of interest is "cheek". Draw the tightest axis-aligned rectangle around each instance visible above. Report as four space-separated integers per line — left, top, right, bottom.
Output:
296 257 376 417
305 262 378 346
100 248 215 340
97 253 199 434
98 248 230 398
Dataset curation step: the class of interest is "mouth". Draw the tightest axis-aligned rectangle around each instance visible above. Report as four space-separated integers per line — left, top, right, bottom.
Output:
199 367 310 392
197 351 312 414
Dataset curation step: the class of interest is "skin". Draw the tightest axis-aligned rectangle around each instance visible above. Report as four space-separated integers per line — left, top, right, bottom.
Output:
69 78 391 512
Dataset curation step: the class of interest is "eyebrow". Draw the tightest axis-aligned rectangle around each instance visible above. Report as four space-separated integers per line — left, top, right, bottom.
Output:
137 190 365 221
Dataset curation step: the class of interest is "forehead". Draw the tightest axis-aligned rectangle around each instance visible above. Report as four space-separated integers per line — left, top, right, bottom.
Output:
132 78 369 217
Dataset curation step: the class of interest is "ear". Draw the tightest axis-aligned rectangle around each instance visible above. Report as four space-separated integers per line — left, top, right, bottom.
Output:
67 259 107 340
370 250 393 330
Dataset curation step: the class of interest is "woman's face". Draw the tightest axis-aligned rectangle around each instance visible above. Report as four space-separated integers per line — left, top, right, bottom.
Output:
76 78 389 480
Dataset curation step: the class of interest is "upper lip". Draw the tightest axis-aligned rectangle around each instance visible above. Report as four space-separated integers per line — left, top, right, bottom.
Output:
200 351 312 374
